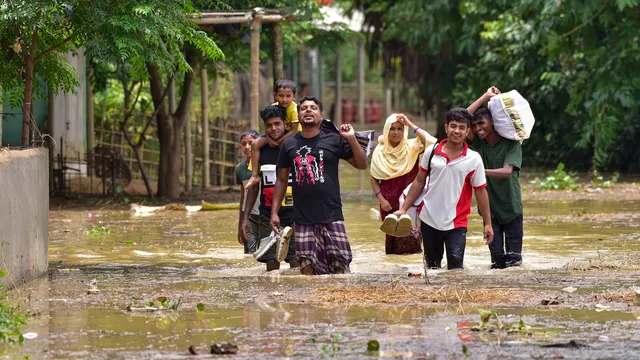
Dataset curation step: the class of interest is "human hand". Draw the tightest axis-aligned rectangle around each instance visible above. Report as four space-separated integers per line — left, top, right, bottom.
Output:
237 233 244 245
241 218 251 242
266 136 279 147
393 209 407 217
395 114 415 130
484 86 501 100
270 214 281 234
483 224 494 245
339 124 356 139
378 197 392 212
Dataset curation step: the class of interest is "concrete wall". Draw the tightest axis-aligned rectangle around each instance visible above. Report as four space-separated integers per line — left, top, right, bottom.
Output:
0 148 48 290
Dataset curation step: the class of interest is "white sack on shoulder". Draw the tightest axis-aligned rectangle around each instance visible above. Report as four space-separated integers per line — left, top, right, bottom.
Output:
487 90 535 142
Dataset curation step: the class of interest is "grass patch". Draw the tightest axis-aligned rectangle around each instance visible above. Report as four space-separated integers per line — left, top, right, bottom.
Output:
0 271 26 344
565 255 640 271
600 289 640 305
310 283 534 305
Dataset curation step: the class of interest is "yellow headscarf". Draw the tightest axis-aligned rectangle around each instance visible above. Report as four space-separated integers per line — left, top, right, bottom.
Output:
370 114 429 180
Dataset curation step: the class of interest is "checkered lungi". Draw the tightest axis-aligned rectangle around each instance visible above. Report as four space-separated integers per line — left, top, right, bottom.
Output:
294 221 352 275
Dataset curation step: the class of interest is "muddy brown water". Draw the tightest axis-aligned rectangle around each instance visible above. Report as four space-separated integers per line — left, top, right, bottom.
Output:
3 195 640 359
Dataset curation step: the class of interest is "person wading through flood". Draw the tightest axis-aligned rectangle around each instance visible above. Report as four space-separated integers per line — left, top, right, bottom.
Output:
370 114 437 254
395 108 494 270
241 106 300 271
270 96 368 275
236 130 260 254
467 87 524 269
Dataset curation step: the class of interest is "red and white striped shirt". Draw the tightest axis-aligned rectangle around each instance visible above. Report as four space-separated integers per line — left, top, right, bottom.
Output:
419 140 487 230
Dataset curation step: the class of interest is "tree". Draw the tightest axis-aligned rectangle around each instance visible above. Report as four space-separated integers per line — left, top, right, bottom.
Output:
452 0 640 172
84 1 223 199
0 0 99 145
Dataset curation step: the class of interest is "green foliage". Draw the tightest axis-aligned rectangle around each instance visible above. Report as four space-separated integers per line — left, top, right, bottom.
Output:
0 0 87 106
84 226 111 235
196 303 205 312
591 170 619 188
0 282 26 344
451 0 640 172
148 296 182 310
530 163 579 191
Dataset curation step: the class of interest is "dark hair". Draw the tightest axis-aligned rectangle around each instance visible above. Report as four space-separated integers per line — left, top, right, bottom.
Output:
239 129 259 141
260 105 286 123
445 108 472 126
297 96 323 113
274 79 296 94
472 105 492 122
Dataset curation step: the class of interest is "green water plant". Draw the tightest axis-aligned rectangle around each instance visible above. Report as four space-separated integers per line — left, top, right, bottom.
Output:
591 170 619 188
84 226 111 235
0 275 26 344
147 296 182 311
530 163 579 191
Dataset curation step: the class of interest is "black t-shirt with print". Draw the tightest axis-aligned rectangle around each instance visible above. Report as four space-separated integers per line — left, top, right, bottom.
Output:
277 131 353 225
258 144 294 224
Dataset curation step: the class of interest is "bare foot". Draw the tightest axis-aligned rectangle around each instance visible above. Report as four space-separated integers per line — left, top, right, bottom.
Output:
244 175 261 189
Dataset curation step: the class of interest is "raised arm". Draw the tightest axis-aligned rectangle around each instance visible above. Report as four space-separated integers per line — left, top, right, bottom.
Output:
466 86 501 142
340 124 368 170
396 114 437 145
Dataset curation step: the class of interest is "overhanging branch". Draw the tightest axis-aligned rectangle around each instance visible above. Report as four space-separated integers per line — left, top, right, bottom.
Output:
34 35 75 63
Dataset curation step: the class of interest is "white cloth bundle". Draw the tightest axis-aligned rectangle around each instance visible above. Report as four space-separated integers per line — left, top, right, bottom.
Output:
487 90 535 142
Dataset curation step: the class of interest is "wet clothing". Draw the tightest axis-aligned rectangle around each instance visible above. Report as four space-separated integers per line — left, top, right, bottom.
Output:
418 140 487 230
243 214 260 254
489 214 523 269
277 131 353 225
255 215 296 263
379 162 422 255
468 137 522 224
421 222 467 270
258 144 294 224
236 161 260 216
468 136 523 267
294 221 352 274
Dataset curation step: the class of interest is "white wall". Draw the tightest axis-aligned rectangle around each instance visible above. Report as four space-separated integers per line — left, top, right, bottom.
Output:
52 48 86 155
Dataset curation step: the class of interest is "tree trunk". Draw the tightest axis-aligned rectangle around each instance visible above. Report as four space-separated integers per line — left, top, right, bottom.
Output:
148 49 198 199
271 23 284 81
22 57 35 145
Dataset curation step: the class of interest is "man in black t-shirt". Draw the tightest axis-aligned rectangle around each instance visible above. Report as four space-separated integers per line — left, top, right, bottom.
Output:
242 106 300 271
271 96 368 275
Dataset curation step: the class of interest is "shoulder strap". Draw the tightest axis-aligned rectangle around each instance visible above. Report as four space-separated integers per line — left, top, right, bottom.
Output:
426 141 439 175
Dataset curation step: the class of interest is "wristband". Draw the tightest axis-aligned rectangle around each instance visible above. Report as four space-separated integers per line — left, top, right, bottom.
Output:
374 190 382 197
414 127 420 134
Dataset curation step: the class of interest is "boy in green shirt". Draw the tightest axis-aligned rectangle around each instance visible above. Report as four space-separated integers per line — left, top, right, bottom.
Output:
467 87 524 268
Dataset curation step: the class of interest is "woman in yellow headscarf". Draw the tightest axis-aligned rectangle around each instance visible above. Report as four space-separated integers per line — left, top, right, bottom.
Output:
370 114 437 254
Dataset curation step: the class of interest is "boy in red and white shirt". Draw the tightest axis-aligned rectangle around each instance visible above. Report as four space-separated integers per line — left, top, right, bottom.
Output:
395 108 493 269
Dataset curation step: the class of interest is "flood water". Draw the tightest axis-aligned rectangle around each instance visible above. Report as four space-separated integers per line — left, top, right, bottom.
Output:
3 180 640 358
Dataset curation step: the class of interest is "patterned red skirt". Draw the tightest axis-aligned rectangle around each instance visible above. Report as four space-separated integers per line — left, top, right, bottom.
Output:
379 163 422 255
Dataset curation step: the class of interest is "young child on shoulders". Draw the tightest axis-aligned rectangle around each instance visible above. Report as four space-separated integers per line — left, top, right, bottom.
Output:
245 79 301 189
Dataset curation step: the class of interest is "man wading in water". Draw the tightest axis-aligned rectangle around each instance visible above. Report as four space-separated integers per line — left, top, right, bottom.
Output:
467 87 524 269
242 106 300 271
270 96 368 275
395 108 494 270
